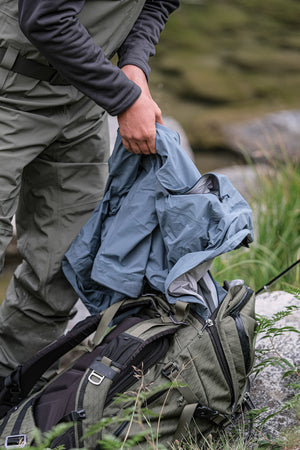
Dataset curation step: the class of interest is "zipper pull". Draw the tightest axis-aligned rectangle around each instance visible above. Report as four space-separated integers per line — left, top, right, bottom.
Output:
201 318 214 333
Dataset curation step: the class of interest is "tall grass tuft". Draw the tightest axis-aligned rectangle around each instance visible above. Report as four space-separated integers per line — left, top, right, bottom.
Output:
212 159 300 292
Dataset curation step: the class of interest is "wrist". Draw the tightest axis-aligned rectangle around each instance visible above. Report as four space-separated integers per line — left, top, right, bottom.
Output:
121 65 147 84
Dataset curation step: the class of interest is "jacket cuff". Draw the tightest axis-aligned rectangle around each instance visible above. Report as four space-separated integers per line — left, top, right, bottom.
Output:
108 83 142 116
118 59 151 82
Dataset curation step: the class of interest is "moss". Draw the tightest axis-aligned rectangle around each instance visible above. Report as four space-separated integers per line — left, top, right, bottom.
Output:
149 0 300 153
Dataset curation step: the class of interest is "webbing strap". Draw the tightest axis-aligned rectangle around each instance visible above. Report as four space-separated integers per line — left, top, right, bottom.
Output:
0 47 19 71
82 361 120 448
173 403 198 441
160 300 190 325
89 357 119 382
162 362 198 404
0 314 101 418
0 46 69 85
174 301 190 322
90 296 165 348
129 321 179 338
90 301 125 348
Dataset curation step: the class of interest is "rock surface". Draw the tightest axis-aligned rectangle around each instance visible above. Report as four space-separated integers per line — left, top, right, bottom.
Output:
216 164 269 201
222 110 300 165
250 290 300 441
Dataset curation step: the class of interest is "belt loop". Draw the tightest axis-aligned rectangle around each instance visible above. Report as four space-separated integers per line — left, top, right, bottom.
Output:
0 46 19 71
0 46 19 90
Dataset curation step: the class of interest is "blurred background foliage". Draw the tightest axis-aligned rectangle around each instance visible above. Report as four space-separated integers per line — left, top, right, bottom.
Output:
149 0 300 153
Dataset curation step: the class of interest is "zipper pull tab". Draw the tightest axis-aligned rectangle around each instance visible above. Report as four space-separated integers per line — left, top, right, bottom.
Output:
201 318 214 333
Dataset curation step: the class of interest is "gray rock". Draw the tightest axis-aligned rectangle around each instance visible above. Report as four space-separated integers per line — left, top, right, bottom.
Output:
223 110 300 164
250 290 300 439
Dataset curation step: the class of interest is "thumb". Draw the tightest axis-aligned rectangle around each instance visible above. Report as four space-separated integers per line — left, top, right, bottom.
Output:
155 105 164 126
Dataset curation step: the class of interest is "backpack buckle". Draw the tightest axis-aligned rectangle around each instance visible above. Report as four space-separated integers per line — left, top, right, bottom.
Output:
88 370 105 386
195 404 219 418
5 434 26 448
161 361 179 378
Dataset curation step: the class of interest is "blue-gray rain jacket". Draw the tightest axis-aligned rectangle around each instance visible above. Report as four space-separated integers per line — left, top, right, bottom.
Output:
62 124 253 319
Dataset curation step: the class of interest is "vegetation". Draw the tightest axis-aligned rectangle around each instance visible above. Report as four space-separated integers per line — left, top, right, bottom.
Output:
211 158 300 294
149 0 300 152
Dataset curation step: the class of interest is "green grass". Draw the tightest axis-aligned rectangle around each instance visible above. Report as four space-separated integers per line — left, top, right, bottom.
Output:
212 160 300 293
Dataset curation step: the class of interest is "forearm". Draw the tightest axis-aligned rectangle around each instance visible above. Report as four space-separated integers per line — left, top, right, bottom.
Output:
18 0 141 115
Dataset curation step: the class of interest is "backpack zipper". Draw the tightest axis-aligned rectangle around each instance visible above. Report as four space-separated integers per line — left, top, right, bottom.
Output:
227 288 253 317
193 311 236 410
228 288 254 374
193 287 254 409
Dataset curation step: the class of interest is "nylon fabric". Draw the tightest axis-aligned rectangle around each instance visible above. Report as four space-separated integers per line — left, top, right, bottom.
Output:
0 96 109 376
63 124 253 319
174 403 198 441
0 286 257 448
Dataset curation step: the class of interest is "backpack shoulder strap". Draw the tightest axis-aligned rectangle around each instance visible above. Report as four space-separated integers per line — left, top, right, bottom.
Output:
0 296 162 419
0 313 102 419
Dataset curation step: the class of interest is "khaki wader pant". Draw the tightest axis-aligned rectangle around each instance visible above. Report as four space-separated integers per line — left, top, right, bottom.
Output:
0 0 146 377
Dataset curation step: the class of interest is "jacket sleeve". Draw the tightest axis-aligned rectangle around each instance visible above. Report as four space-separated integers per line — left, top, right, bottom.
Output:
18 0 141 116
118 0 180 80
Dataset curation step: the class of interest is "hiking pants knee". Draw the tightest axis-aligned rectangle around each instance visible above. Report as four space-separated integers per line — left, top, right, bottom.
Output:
0 78 109 376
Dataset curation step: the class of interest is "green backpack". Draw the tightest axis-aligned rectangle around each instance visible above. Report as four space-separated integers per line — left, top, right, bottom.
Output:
0 283 256 449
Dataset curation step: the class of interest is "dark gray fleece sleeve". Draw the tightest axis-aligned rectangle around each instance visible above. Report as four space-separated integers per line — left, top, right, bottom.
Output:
118 0 180 80
18 0 179 115
18 0 140 115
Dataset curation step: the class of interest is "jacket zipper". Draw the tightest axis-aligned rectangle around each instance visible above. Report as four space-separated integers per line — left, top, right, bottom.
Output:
205 173 229 202
187 173 228 202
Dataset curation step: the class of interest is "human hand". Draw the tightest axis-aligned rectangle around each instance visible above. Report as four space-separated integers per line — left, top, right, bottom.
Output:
117 65 164 154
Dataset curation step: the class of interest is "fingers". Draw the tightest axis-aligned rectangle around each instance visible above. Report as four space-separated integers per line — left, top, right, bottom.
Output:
117 91 162 155
122 136 156 155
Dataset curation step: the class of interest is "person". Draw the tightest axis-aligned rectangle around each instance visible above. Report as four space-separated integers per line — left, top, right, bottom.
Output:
0 0 180 384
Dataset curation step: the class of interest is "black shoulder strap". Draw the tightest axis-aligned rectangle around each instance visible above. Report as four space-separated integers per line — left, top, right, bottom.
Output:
0 313 101 419
0 296 159 419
